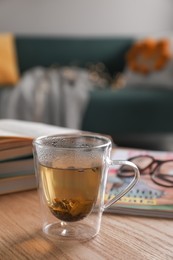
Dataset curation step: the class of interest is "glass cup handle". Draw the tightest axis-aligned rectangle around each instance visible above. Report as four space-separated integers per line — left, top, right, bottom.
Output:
103 160 140 210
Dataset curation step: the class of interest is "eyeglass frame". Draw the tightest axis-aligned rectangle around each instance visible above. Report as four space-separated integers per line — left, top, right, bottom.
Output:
117 155 173 187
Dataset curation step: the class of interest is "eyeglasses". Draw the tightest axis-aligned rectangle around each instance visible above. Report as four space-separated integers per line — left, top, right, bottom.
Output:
117 155 173 187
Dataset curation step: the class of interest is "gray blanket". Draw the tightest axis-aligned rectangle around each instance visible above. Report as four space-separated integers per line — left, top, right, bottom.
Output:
0 67 95 129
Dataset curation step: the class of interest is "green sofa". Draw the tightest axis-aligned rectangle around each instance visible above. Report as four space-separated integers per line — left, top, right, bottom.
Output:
3 36 173 149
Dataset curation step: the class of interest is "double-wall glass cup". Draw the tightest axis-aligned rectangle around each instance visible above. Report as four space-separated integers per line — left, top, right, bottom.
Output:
33 134 140 241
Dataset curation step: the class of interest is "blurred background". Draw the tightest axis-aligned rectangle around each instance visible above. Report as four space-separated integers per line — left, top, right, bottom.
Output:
1 0 173 151
0 0 173 36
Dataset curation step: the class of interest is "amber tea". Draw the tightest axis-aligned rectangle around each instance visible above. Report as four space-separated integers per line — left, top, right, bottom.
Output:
40 164 102 222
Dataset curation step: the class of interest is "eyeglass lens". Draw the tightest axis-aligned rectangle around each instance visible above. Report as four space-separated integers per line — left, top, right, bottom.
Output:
152 161 173 187
131 156 153 170
118 156 154 177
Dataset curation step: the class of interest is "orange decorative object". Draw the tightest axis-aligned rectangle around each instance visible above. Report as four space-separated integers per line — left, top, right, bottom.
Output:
126 38 172 74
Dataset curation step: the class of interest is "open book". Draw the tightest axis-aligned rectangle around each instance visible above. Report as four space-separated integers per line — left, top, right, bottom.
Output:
0 119 79 195
106 147 173 218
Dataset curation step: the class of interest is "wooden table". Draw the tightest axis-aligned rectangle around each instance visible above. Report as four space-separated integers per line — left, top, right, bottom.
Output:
0 190 173 260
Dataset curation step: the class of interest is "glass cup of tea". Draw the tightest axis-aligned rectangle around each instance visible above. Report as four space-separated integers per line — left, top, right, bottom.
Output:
33 134 140 241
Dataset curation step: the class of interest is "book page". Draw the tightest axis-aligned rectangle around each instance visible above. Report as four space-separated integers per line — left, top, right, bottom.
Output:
0 129 24 137
0 119 79 138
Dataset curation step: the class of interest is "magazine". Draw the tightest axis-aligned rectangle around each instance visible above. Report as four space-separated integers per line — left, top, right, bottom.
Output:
105 147 173 218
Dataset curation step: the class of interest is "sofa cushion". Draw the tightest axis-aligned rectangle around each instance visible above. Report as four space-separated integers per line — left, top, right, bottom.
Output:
0 34 19 86
82 87 173 135
15 36 133 76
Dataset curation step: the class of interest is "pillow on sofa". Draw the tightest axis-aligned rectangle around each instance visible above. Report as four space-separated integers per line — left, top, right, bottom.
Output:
123 37 173 88
0 33 19 86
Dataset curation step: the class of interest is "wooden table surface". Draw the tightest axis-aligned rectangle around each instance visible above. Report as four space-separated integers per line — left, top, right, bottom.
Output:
0 190 173 260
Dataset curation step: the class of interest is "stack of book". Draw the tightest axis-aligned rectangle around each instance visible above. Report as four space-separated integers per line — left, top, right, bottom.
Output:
0 119 78 195
0 136 34 194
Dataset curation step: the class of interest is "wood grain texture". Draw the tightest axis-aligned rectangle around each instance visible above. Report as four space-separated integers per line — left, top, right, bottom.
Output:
0 190 173 260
